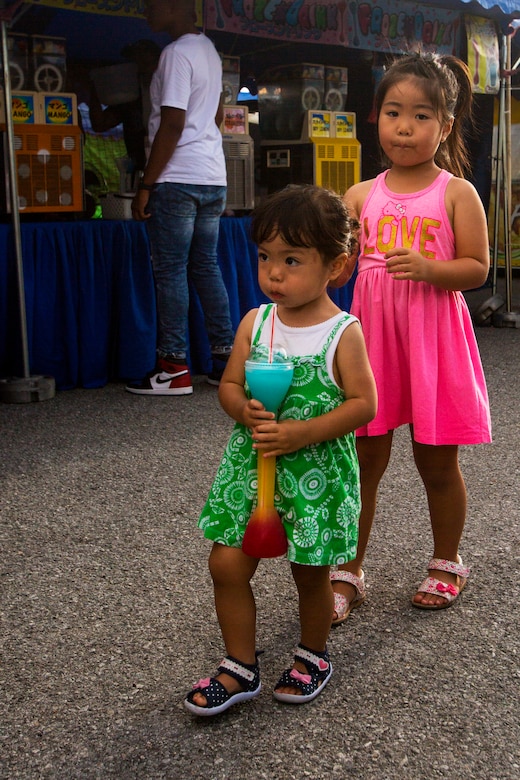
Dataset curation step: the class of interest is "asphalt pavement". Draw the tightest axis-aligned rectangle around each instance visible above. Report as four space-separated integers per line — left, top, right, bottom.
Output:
1 279 519 780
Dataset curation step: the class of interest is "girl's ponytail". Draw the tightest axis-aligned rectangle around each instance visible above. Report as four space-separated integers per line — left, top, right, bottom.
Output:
437 55 474 178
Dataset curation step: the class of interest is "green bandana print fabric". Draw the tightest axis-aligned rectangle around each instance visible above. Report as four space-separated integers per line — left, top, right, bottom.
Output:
199 305 361 566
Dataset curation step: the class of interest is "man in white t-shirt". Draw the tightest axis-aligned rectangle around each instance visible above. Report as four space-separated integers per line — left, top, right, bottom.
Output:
128 0 234 396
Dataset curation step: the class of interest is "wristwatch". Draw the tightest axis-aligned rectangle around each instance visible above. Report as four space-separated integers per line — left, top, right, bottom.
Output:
138 174 154 191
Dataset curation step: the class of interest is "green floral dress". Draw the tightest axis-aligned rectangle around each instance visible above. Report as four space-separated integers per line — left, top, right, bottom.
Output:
199 304 361 566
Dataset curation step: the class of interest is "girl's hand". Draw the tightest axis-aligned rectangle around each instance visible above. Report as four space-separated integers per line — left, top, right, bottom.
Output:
242 399 275 431
385 247 430 282
252 419 309 458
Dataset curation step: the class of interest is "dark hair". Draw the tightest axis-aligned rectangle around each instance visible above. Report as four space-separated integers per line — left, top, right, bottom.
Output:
375 53 473 178
250 185 356 262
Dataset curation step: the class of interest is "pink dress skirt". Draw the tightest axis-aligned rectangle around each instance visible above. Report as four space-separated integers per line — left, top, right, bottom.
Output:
351 272 491 445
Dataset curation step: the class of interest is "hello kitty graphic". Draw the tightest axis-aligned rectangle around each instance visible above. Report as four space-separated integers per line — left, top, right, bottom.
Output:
382 201 406 223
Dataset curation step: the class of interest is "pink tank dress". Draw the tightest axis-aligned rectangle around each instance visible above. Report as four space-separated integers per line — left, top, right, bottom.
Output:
351 169 491 445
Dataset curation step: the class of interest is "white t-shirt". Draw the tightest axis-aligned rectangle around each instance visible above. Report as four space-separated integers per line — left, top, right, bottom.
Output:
148 33 226 186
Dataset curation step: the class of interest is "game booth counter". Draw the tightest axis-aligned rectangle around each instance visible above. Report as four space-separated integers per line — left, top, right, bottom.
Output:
1 1 519 398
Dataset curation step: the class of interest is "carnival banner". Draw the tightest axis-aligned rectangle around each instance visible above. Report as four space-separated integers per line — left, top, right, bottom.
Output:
204 0 461 55
465 15 500 94
22 0 203 23
21 0 146 19
349 1 461 54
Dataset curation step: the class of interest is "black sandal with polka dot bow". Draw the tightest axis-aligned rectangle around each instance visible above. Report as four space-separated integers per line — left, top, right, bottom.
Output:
273 644 332 704
184 655 261 717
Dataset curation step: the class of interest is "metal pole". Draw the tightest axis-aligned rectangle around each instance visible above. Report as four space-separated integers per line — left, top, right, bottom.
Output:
492 34 520 328
473 34 507 326
492 63 504 295
1 18 29 376
504 33 512 312
0 13 55 400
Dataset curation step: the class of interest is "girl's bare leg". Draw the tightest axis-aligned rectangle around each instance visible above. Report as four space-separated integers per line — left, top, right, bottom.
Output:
332 432 393 617
411 440 467 607
276 563 332 695
191 543 259 707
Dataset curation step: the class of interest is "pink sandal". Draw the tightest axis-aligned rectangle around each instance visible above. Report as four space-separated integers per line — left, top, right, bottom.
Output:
330 570 366 626
412 558 470 610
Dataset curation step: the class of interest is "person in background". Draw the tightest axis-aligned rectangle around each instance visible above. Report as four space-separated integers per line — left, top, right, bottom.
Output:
184 185 377 716
331 53 492 625
88 39 162 176
127 0 234 395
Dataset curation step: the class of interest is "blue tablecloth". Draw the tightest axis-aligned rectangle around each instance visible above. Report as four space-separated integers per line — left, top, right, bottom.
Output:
0 217 355 390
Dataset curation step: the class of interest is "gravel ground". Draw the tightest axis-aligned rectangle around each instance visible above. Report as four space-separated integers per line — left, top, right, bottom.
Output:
1 284 519 780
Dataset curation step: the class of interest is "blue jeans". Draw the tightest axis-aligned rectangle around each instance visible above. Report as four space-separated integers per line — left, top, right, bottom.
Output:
146 182 234 360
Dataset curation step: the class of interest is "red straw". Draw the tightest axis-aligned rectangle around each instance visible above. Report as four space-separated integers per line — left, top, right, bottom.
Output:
269 307 275 363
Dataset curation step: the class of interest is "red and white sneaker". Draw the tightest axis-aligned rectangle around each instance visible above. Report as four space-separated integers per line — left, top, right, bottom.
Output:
126 357 193 396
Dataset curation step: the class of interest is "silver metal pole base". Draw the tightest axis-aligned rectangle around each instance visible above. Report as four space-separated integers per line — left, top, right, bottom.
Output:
0 375 56 404
492 310 520 329
472 294 505 326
